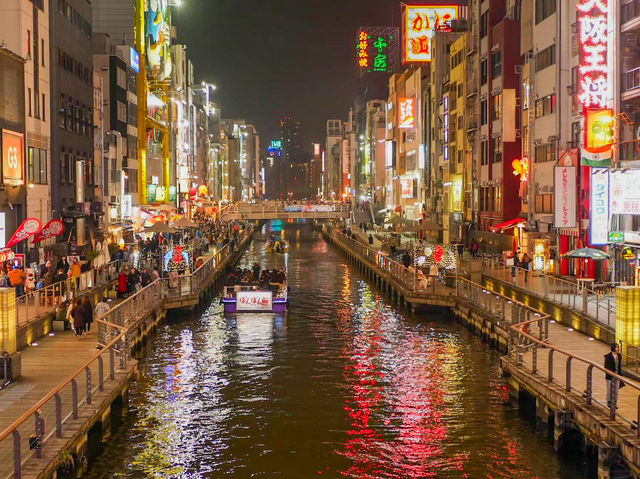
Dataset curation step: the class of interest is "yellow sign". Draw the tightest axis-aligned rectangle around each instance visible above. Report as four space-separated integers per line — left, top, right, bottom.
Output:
404 5 459 62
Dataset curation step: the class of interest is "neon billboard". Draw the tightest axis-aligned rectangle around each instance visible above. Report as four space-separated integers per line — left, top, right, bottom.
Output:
356 27 399 75
577 0 609 109
404 5 458 63
398 98 415 129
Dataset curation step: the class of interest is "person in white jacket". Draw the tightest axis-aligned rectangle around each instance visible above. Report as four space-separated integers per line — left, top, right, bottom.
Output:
94 297 110 319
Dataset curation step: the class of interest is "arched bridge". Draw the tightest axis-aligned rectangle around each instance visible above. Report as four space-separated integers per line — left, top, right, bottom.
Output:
220 202 351 221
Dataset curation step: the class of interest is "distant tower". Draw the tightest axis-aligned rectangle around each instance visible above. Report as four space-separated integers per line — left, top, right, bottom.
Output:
280 116 303 165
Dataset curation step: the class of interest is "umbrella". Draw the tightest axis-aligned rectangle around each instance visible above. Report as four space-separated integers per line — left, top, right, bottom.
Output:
562 248 611 260
144 222 177 234
171 217 198 228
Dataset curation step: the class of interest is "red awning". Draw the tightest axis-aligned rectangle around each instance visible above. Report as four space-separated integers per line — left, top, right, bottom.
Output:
489 217 526 233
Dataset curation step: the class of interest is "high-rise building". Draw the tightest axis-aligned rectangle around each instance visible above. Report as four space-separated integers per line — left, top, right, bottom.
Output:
280 116 302 166
50 0 97 247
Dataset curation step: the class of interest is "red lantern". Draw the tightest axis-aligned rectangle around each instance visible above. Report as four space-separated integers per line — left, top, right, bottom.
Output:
434 245 444 263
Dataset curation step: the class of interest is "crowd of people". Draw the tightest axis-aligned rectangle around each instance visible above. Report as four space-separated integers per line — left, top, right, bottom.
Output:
225 263 287 291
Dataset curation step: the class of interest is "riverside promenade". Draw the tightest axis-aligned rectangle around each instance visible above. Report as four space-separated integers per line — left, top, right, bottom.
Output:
0 226 254 479
325 225 640 477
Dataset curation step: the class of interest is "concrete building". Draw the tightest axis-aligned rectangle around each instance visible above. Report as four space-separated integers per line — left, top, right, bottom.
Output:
325 119 343 200
0 0 51 256
50 0 97 247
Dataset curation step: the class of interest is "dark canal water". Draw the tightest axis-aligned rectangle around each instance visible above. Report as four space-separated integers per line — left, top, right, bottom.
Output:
87 222 589 478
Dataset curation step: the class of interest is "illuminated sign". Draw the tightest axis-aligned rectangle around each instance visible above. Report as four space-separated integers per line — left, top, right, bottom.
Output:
236 291 273 311
130 47 140 73
313 143 320 156
585 108 613 151
2 130 24 185
398 98 415 129
554 166 577 228
609 231 624 243
590 168 609 245
404 5 459 63
401 178 415 198
512 157 530 183
268 140 282 157
577 0 609 108
385 141 395 168
610 169 640 215
451 175 463 212
357 27 399 74
145 0 172 80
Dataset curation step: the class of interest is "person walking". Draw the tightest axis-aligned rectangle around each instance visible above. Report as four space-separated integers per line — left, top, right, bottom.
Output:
81 296 94 332
472 241 479 258
457 241 464 260
127 267 140 294
8 265 26 298
95 296 110 319
368 234 374 246
56 255 70 274
71 298 85 338
605 343 624 407
402 251 412 269
71 258 82 288
521 253 531 282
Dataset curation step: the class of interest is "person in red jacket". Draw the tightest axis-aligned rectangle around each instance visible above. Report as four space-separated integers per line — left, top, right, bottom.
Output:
117 268 129 298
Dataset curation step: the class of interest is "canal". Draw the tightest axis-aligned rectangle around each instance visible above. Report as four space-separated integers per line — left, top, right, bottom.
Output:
88 223 589 478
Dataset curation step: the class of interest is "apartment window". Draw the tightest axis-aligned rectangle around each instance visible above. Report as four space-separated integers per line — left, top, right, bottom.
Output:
75 103 81 133
41 39 45 67
491 51 502 78
60 152 67 183
59 95 66 128
535 45 555 72
535 194 554 213
493 137 502 163
534 94 556 118
27 147 48 184
41 94 45 121
34 90 40 119
535 0 557 24
481 59 488 85
480 99 488 125
492 93 502 120
535 142 556 162
457 83 464 98
68 155 76 183
116 67 127 89
28 88 32 117
480 11 489 38
457 115 464 130
481 140 489 165
571 121 580 149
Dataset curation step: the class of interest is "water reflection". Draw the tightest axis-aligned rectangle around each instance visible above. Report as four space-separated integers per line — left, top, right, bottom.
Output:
87 223 587 479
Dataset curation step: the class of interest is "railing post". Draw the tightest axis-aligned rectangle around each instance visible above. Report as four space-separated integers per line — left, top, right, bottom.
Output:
55 393 62 437
86 366 92 405
582 287 588 313
13 429 21 479
548 349 554 382
70 379 79 421
610 379 619 420
532 345 537 374
566 357 572 393
585 365 594 407
109 346 116 380
34 411 44 458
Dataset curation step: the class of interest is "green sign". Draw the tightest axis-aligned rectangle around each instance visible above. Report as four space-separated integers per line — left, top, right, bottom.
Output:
147 184 157 204
609 231 624 243
169 186 177 203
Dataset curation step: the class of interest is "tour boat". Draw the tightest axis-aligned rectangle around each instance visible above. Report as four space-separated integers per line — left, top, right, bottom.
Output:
222 279 289 313
265 239 289 253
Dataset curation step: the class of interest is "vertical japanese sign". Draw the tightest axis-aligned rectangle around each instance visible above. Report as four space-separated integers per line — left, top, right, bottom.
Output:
577 0 609 109
404 5 458 63
590 168 609 245
610 169 640 215
356 27 399 75
554 166 577 228
398 98 415 129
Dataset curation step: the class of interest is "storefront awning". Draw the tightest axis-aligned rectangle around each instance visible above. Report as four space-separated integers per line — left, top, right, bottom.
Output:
489 217 526 233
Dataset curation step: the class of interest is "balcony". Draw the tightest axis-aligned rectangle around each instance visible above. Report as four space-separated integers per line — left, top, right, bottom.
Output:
619 140 640 163
622 0 640 29
622 67 640 97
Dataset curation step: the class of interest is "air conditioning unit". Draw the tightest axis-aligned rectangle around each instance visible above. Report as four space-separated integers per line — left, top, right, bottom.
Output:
524 51 534 62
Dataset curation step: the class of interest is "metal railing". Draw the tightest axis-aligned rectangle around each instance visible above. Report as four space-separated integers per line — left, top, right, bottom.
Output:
15 260 122 327
507 310 640 435
481 256 616 330
0 296 134 479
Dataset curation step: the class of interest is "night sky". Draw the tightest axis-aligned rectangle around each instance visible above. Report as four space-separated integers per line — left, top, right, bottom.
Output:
173 0 402 152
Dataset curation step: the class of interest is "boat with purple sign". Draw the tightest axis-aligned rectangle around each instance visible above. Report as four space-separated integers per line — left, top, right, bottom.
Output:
222 267 288 313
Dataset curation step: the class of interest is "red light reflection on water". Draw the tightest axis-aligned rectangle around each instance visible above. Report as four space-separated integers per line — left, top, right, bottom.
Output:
336 300 465 478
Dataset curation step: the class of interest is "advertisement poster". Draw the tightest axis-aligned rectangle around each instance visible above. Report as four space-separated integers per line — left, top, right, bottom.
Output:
554 166 577 228
590 168 609 245
404 5 458 62
236 291 273 311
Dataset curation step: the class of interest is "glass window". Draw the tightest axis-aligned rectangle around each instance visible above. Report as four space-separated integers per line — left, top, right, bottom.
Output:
492 93 502 120
535 0 556 24
481 59 488 85
493 137 502 162
535 45 555 72
491 51 502 78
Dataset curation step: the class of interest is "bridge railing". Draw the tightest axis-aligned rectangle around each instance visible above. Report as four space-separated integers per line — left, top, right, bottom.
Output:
481 256 616 330
15 260 123 327
221 203 351 221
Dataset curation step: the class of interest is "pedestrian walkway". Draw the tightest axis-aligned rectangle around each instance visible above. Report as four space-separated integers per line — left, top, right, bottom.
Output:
481 259 617 330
